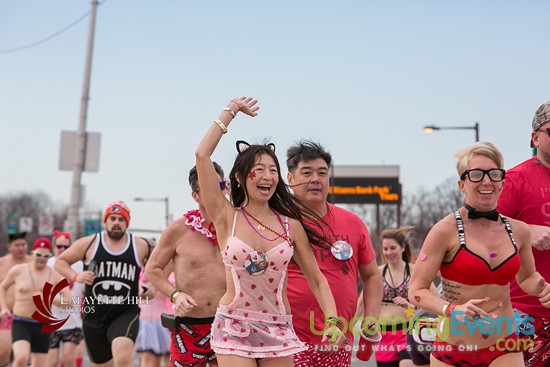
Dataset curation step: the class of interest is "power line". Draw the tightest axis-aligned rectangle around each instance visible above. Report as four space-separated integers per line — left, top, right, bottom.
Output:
0 1 106 54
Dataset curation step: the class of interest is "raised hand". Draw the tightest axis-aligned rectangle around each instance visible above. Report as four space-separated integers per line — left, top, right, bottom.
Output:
230 96 260 117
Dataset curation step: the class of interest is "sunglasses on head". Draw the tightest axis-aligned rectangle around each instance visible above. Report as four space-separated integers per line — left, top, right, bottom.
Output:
35 252 53 258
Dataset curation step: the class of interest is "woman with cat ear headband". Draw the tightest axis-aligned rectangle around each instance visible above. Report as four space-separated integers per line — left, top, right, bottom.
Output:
194 97 345 367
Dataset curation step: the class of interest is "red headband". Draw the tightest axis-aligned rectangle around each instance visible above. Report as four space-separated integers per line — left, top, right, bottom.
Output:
53 230 71 240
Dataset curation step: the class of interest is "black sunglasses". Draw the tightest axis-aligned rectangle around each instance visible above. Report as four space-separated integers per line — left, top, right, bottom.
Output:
460 169 505 183
56 245 70 250
538 127 550 137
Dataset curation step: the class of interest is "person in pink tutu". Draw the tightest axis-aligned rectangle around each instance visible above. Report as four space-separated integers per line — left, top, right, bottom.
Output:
136 255 172 367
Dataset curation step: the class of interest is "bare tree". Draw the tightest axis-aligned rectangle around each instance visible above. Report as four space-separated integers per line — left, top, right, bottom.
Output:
345 176 464 260
0 191 67 255
400 177 463 249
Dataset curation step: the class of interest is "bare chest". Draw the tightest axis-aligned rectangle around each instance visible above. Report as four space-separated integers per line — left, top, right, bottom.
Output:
0 258 29 282
16 269 51 296
176 235 222 270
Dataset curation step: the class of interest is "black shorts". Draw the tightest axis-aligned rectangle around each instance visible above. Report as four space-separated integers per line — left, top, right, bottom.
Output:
406 332 431 366
12 317 51 354
49 328 84 349
82 308 140 364
376 350 411 367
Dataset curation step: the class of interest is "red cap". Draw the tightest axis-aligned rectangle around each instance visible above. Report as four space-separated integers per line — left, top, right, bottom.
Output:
33 237 52 251
103 201 131 225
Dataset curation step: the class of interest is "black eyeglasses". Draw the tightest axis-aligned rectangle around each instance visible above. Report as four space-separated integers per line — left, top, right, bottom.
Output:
460 169 505 183
56 245 70 250
35 252 53 258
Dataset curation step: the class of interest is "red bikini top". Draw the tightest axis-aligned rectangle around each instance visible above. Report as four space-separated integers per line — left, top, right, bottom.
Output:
439 211 520 286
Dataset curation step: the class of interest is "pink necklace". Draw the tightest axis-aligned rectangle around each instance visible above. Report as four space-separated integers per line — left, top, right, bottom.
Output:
240 205 291 245
183 209 218 246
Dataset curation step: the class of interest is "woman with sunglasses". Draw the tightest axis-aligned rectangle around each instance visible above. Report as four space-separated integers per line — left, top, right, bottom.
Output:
195 96 345 367
409 141 550 367
46 232 85 367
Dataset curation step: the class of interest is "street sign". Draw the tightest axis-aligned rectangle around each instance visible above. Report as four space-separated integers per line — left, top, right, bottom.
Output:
59 131 101 172
84 219 101 236
7 215 18 234
19 217 33 233
38 215 54 235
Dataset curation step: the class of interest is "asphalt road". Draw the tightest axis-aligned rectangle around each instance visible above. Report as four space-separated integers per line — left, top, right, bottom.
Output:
80 339 377 367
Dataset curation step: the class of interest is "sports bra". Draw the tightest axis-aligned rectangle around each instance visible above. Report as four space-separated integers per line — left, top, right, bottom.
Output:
439 210 520 286
382 263 410 303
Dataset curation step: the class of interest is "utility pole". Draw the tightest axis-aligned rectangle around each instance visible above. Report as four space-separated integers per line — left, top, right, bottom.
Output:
65 0 99 239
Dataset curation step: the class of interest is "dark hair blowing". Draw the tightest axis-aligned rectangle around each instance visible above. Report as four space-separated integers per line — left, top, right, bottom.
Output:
286 140 332 173
230 144 330 249
381 226 414 263
189 161 224 192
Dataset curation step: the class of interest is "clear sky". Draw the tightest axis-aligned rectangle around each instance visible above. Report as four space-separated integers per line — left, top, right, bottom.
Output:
1 0 549 233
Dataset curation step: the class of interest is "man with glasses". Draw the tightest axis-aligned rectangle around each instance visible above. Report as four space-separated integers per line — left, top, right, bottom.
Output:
46 232 84 367
146 163 227 367
0 232 32 367
0 238 68 367
498 100 550 367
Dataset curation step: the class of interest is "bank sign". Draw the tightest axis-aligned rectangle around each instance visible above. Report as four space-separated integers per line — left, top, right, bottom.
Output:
328 166 401 205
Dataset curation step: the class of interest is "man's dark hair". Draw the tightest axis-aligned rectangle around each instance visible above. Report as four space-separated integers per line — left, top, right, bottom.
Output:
189 162 224 192
286 140 332 173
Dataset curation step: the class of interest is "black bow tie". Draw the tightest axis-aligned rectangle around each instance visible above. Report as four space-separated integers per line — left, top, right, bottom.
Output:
464 203 499 221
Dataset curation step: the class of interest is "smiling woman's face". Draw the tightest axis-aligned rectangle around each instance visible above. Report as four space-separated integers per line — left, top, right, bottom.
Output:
458 154 503 210
244 154 279 203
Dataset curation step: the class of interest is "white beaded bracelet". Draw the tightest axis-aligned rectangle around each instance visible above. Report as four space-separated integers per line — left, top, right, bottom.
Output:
223 107 236 118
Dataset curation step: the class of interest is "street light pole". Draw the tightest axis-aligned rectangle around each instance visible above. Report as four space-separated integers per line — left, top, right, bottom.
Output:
423 122 480 142
134 197 170 228
66 0 99 239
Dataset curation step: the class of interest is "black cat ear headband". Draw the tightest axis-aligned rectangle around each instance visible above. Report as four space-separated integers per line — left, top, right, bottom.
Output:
236 140 276 154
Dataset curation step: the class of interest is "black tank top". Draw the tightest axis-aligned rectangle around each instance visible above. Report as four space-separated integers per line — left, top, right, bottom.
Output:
85 232 141 316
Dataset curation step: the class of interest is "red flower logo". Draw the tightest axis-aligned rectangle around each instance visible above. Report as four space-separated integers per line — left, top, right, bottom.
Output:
31 279 70 332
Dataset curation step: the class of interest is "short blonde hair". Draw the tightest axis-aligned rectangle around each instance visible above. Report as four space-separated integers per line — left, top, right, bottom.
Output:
455 141 504 177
